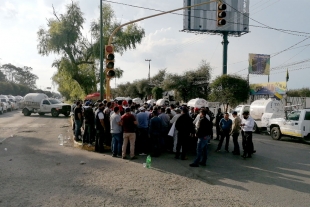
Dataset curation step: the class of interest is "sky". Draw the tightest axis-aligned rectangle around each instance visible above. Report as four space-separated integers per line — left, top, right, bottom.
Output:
1 0 310 93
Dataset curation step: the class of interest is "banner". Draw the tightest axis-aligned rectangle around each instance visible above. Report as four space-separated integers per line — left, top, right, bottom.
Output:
248 54 270 75
250 82 287 96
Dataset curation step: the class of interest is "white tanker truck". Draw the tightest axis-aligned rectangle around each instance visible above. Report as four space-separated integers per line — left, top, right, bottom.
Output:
22 93 71 117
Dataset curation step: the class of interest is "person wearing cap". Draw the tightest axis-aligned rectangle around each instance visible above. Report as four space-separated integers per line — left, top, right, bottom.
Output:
120 107 138 159
175 107 195 160
230 111 241 155
136 106 149 156
240 111 255 159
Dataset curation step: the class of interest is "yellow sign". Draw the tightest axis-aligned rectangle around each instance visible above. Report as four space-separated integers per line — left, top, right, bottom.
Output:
250 82 287 96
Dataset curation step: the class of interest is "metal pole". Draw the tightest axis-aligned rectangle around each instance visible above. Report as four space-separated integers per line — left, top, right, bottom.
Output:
145 59 151 82
222 32 229 75
100 0 104 100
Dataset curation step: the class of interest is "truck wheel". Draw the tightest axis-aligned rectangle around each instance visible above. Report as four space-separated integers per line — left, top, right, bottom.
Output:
0 109 3 114
39 113 45 116
51 109 59 117
64 111 70 117
23 108 31 116
271 127 282 140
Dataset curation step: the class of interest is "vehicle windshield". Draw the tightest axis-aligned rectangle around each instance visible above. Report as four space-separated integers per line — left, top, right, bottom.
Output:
287 111 301 121
49 99 61 104
9 99 14 101
234 106 242 113
1 99 7 102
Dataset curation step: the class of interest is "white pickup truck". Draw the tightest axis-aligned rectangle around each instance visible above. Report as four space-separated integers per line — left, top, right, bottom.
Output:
22 93 71 117
267 109 310 143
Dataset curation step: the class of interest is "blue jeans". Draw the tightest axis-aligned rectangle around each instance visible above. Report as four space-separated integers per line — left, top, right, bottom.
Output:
193 135 210 164
112 133 123 156
74 120 82 139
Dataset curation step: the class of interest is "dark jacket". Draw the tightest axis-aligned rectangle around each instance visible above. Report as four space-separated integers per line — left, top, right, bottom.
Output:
175 113 195 134
196 117 213 137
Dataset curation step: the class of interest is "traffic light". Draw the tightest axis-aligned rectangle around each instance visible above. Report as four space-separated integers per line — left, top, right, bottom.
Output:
217 2 227 26
105 45 115 78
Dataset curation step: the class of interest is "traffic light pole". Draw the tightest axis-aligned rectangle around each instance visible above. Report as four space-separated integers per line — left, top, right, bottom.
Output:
222 31 229 75
100 0 104 101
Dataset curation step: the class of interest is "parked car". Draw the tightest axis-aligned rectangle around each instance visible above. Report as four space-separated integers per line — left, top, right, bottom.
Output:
0 100 6 114
0 95 12 112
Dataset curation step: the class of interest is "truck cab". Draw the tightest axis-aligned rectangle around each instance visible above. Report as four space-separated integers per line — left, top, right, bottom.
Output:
0 95 12 112
267 109 310 143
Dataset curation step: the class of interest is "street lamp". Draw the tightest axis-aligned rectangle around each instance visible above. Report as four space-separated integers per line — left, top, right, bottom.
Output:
145 59 151 82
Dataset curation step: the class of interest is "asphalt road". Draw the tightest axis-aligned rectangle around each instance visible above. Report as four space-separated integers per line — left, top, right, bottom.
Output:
0 111 309 207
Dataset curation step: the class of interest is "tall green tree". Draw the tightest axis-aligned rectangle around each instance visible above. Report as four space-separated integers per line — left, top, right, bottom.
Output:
287 88 310 97
209 74 249 111
37 2 145 100
162 60 212 102
1 63 38 89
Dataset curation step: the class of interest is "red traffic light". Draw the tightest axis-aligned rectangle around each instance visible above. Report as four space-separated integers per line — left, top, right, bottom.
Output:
106 45 113 53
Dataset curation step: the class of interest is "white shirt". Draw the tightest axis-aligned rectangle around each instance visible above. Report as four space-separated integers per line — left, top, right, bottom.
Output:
170 109 176 116
242 116 255 132
170 114 181 124
193 114 210 126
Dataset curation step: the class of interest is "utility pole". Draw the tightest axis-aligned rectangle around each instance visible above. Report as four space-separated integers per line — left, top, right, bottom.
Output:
99 0 104 101
145 59 151 82
222 31 229 75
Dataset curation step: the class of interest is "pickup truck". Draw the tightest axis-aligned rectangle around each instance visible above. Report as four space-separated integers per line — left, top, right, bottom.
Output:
267 109 310 143
22 93 71 117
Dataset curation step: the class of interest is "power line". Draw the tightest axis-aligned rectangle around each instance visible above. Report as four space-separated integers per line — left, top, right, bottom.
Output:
103 0 310 37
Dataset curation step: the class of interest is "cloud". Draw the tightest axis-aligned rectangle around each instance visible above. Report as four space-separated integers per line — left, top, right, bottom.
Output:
0 1 18 19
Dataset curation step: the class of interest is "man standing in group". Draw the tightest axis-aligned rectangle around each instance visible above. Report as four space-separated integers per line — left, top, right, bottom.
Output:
95 103 106 153
189 109 212 167
175 107 194 160
215 113 232 152
215 108 224 140
149 110 163 157
110 106 123 157
83 103 95 144
158 107 170 151
230 111 241 155
241 111 255 159
136 106 149 156
104 102 113 147
74 101 83 141
121 107 138 159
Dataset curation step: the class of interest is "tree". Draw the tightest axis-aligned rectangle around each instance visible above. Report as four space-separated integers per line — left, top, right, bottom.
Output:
1 63 38 89
37 2 145 100
152 87 164 100
162 60 212 102
0 70 6 81
287 88 310 97
209 75 250 112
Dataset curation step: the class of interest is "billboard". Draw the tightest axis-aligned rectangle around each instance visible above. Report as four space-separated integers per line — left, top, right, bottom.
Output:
183 0 250 35
250 82 287 96
248 54 270 75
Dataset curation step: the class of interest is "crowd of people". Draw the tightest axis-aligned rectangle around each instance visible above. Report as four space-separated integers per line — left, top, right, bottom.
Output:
71 99 256 167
